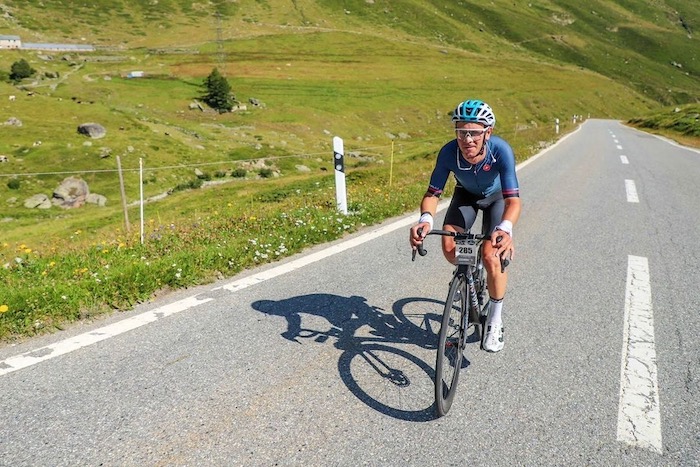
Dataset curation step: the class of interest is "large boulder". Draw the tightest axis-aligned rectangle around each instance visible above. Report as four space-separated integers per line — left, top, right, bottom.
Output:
24 194 52 209
77 122 106 139
52 177 89 209
86 193 107 206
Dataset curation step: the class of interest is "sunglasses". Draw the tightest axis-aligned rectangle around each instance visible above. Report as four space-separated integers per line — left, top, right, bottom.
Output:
455 128 488 140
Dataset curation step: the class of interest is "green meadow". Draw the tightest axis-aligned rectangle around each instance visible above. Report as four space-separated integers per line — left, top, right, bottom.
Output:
0 0 698 340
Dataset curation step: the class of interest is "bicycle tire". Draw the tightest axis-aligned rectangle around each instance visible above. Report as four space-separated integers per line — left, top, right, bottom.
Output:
435 273 466 416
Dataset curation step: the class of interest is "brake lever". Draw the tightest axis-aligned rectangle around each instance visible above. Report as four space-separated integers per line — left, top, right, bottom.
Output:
501 256 510 273
412 227 428 261
495 235 510 273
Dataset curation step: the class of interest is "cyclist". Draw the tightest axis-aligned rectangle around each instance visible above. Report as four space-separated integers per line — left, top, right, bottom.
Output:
409 99 521 353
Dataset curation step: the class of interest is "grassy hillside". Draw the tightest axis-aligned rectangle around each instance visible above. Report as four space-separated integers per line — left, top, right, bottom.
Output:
2 0 698 101
0 0 698 339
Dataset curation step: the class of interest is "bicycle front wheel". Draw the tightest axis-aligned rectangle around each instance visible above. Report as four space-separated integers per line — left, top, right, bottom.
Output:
435 274 466 416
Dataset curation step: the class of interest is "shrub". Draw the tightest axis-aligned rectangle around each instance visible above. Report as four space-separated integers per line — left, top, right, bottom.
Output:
258 168 273 178
231 168 246 178
7 179 20 190
171 178 203 193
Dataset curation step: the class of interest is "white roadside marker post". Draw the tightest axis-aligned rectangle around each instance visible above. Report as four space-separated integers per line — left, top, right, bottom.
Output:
333 136 348 215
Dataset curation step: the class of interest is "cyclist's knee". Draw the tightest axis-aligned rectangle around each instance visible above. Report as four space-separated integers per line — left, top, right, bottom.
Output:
483 254 499 270
482 246 502 272
441 245 456 264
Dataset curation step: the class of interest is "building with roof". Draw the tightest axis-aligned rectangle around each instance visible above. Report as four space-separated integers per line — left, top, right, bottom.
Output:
0 35 22 49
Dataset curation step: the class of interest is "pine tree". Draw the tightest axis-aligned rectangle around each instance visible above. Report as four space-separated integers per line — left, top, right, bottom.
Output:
203 68 234 113
10 59 36 83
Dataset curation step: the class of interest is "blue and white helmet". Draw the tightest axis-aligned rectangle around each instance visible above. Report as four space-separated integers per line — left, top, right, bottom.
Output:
452 99 496 127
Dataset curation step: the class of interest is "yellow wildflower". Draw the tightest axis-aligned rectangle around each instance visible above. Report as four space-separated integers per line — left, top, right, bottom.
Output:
0 305 8 313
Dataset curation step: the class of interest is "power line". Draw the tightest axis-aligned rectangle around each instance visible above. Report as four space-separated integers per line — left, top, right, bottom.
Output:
215 11 225 72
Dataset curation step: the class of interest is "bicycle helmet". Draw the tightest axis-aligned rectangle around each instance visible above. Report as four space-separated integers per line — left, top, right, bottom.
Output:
452 99 496 127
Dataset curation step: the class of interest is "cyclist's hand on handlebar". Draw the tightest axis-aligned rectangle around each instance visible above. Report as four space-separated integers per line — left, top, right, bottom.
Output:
493 231 515 263
409 222 431 250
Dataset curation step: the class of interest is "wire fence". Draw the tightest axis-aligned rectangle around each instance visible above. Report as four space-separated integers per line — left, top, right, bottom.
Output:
0 117 575 180
0 136 446 179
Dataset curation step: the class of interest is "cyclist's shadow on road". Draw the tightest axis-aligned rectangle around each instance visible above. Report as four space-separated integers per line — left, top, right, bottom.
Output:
251 293 452 422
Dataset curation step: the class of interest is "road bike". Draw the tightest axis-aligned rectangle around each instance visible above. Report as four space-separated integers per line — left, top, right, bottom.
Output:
413 229 508 416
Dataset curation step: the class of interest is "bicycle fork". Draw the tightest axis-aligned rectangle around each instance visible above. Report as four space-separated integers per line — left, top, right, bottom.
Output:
452 272 478 351
466 272 480 325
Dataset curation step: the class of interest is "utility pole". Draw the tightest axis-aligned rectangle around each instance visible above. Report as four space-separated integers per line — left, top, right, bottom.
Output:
216 11 226 73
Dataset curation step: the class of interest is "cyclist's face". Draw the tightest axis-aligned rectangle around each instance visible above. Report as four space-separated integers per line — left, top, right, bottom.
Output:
455 122 490 161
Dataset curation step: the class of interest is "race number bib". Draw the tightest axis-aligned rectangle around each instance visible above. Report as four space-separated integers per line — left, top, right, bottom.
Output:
455 239 478 266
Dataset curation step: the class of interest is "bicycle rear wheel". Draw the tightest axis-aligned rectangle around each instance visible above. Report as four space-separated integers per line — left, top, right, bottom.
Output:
435 274 466 416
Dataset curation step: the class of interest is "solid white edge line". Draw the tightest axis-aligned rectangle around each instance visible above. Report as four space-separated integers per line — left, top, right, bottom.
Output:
617 255 662 453
0 296 213 376
217 214 425 292
625 179 639 203
515 122 584 171
625 125 700 155
1 124 584 376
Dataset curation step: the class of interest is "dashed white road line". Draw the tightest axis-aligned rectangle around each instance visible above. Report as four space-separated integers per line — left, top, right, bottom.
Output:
617 255 662 453
617 145 623 150
620 155 629 164
625 179 639 203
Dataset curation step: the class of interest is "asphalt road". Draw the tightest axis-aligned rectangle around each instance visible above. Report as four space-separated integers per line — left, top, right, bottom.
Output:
1 120 698 466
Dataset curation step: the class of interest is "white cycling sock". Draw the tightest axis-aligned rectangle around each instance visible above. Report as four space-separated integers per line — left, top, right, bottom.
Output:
487 297 503 325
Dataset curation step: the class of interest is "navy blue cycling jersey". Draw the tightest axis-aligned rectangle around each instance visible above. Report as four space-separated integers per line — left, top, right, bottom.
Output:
427 135 520 199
